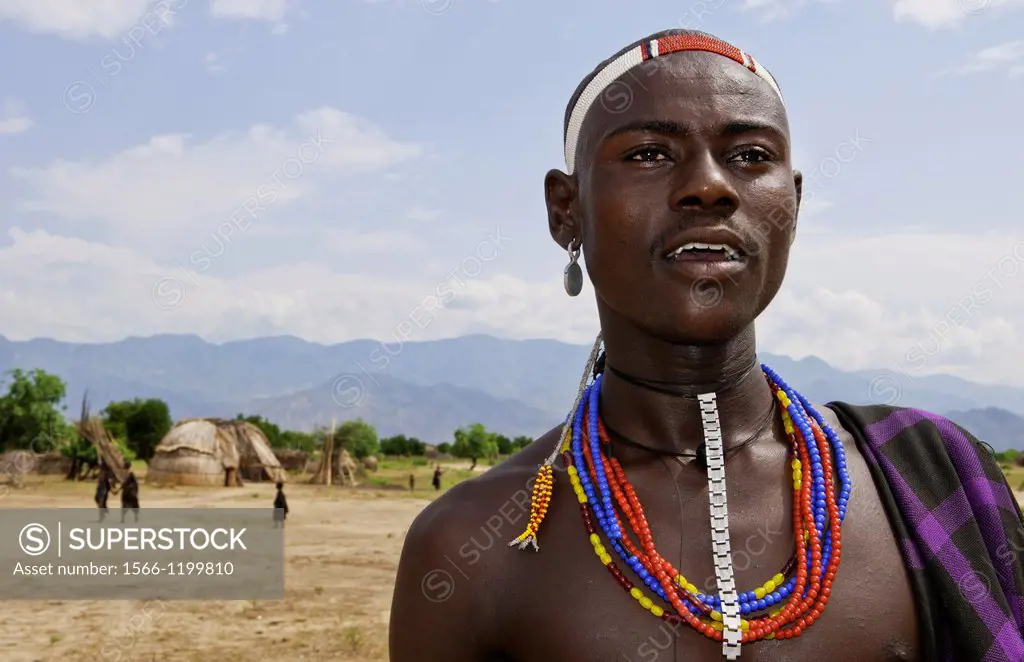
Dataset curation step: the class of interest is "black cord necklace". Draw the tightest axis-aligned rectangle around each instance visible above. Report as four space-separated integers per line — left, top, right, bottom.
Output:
596 353 777 469
602 400 777 469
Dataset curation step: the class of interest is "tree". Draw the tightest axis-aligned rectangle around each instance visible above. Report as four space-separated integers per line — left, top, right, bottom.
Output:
494 434 513 455
102 398 172 461
236 413 283 448
437 442 452 454
279 429 317 453
0 368 69 450
512 435 533 451
995 449 1019 463
452 423 499 468
336 418 379 459
380 434 427 456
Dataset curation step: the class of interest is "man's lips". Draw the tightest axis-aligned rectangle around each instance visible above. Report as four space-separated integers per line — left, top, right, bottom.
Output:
660 226 750 263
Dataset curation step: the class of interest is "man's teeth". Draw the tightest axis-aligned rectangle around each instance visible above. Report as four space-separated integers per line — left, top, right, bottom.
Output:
668 242 741 260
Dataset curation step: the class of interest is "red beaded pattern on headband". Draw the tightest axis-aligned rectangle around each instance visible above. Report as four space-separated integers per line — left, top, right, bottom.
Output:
563 33 781 174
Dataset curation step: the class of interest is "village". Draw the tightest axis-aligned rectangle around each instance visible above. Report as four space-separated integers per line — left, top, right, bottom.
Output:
0 370 512 661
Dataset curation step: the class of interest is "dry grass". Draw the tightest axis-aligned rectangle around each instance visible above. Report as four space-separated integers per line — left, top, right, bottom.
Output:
1002 465 1024 493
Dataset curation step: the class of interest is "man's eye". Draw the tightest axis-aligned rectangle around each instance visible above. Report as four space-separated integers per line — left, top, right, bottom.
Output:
628 148 668 162
730 148 772 163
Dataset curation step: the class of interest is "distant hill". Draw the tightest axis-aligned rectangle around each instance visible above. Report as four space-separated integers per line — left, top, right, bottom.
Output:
248 374 553 443
1 333 1022 448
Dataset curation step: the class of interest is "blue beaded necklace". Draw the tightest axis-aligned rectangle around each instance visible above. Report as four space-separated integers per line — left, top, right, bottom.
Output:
570 365 852 617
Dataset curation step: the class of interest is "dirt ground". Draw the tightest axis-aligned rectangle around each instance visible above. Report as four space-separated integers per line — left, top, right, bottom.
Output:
0 476 427 661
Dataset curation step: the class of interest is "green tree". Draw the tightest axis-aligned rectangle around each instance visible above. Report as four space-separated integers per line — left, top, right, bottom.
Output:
235 413 283 447
0 368 69 450
336 418 379 459
452 423 499 468
494 434 513 455
995 449 1020 464
512 435 533 451
436 442 452 454
280 429 317 453
380 434 427 456
102 398 172 461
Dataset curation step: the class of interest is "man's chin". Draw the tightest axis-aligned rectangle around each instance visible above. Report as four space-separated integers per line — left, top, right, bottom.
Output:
645 307 756 347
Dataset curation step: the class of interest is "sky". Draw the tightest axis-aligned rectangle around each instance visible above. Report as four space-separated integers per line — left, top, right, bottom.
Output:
0 0 1022 387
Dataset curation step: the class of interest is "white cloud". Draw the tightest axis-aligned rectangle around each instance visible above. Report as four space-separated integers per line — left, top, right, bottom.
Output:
893 0 1024 29
797 196 833 219
405 207 443 223
952 41 1024 76
759 230 1024 385
0 0 156 39
0 0 295 39
320 229 421 255
0 99 33 135
3 224 1023 386
204 51 227 74
209 0 289 22
9 107 421 247
0 226 571 348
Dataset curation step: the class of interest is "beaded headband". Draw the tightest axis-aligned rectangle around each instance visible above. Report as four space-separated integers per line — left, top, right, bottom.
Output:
563 33 784 174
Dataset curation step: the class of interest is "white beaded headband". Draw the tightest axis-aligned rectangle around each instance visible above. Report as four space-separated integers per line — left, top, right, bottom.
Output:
563 33 784 174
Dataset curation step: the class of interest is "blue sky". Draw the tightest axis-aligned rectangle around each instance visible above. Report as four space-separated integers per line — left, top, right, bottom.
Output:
1 0 1022 386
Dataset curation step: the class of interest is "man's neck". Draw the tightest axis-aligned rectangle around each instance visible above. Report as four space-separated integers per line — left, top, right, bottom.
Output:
597 322 777 457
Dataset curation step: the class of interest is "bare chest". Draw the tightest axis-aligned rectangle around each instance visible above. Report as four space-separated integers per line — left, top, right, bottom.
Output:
493 445 920 661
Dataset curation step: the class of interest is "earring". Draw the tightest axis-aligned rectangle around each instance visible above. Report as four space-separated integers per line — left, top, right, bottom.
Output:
563 242 583 297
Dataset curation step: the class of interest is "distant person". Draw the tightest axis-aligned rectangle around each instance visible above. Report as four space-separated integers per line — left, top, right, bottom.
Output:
431 466 442 491
119 460 139 523
273 481 288 527
408 473 415 491
95 461 112 522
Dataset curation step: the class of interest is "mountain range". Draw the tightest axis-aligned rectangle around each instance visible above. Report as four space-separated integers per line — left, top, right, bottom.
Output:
1 333 1022 450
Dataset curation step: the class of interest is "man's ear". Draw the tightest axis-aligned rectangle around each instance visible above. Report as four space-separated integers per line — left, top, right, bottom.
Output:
545 168 581 251
790 170 803 245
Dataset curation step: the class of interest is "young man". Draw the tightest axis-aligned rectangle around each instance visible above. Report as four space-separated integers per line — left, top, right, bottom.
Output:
389 30 1024 661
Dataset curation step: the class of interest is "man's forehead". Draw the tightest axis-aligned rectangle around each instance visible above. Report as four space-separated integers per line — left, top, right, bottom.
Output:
586 53 789 139
562 31 784 174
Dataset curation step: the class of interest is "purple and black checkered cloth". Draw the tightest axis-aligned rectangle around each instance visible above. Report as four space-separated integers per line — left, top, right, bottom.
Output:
831 403 1024 661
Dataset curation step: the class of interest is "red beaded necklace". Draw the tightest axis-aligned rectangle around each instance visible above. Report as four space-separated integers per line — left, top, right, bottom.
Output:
567 381 844 644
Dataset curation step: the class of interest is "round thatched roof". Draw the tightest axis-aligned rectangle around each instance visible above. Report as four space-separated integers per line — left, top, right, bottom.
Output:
147 418 284 486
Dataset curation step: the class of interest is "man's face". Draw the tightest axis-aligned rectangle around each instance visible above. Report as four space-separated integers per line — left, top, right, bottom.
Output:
548 51 801 345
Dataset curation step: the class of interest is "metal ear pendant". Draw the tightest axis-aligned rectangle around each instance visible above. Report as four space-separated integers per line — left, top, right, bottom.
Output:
563 244 583 297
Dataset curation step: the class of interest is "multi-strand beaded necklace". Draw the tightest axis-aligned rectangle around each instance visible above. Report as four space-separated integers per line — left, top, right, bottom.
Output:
509 340 852 659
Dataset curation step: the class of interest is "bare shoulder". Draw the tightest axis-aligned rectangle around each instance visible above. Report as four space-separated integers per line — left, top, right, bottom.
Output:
388 427 560 661
406 427 559 548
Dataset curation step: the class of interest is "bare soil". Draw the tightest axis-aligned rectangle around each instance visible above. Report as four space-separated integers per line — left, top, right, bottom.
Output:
0 476 427 661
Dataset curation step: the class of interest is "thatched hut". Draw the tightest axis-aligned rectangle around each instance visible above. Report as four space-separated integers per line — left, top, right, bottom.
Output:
0 450 34 486
273 448 308 472
0 450 72 482
147 418 285 486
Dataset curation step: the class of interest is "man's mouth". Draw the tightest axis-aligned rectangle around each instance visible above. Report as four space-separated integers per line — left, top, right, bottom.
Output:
664 242 742 262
